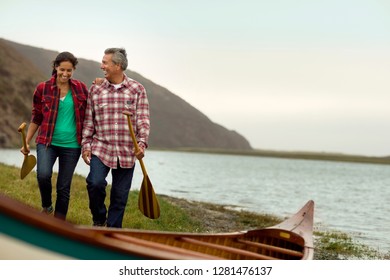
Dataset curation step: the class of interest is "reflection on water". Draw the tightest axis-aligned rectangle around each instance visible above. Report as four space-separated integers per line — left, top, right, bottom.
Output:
1 148 389 252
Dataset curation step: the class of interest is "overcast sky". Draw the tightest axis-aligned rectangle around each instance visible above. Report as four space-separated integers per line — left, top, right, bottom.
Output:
1 0 389 156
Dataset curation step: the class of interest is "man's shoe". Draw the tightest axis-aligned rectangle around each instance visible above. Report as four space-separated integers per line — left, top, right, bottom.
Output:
93 221 107 227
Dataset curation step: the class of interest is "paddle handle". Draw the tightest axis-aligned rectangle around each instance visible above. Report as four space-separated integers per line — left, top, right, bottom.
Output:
123 111 148 176
18 122 28 152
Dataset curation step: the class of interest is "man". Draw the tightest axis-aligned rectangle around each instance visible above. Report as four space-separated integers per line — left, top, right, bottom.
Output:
81 48 150 228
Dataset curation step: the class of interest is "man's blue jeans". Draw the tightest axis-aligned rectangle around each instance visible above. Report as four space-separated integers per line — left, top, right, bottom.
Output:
86 155 135 228
36 144 81 219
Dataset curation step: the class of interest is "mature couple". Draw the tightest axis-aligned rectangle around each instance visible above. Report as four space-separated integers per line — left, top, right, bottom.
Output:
20 48 150 228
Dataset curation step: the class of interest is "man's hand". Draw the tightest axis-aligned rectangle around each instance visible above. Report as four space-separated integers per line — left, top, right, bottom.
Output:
135 145 145 160
135 142 146 160
82 150 91 165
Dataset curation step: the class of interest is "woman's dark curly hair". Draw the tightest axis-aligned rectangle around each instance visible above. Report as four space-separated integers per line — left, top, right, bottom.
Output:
52 52 78 75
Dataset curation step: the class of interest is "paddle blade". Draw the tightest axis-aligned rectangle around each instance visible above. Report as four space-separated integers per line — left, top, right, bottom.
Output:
20 155 36 179
138 176 160 219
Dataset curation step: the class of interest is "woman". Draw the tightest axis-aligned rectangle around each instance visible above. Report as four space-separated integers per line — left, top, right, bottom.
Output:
21 52 88 220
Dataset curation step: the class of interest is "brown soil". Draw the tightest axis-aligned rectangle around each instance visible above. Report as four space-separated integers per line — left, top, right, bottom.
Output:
159 194 282 233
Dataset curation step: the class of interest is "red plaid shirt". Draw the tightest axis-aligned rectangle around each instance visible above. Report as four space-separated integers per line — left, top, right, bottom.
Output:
31 75 88 146
81 74 150 168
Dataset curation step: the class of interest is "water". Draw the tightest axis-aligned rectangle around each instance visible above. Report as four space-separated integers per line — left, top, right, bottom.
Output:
1 148 389 253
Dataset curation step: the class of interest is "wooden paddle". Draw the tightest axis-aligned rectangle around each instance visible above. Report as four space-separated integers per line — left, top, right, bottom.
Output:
123 111 160 219
18 122 36 179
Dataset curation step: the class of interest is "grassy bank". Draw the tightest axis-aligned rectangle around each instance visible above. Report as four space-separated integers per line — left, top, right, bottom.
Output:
0 163 388 259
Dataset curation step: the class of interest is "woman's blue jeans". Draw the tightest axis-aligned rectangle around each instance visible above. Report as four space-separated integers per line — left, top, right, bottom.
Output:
36 144 81 220
86 155 135 228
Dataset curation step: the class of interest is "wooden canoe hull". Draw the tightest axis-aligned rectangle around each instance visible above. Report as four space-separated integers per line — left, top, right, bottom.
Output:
0 194 314 260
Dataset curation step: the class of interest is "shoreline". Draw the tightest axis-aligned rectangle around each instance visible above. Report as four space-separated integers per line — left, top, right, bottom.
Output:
158 194 389 260
162 147 390 165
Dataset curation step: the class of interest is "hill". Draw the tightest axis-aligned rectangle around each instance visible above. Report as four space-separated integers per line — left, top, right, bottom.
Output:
0 39 46 147
0 38 252 150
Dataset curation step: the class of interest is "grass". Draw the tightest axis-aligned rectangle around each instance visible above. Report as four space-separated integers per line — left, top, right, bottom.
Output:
1 162 389 259
0 163 203 232
314 231 390 260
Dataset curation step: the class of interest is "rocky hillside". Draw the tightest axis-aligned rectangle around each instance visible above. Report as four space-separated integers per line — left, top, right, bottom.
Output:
0 38 252 150
0 40 46 147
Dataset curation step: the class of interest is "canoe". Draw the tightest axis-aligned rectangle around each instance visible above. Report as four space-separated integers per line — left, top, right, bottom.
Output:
0 193 314 260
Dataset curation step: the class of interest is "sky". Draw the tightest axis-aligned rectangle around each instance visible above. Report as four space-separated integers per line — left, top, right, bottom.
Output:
1 0 389 156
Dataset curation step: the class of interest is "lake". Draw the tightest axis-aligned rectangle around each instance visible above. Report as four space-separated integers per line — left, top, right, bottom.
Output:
1 148 389 253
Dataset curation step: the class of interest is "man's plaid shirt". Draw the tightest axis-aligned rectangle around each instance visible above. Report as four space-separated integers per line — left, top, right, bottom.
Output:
81 74 150 169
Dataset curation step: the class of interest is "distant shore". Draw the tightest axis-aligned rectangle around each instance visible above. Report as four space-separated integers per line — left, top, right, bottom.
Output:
163 147 390 165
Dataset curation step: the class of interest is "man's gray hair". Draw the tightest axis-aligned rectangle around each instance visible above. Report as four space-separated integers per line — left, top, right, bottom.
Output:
105 48 128 70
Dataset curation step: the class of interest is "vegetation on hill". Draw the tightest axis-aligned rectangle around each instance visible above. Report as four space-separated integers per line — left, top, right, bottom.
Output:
0 39 46 147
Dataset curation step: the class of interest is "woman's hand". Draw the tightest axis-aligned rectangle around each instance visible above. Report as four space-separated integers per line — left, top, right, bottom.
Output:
20 143 30 155
92 78 104 85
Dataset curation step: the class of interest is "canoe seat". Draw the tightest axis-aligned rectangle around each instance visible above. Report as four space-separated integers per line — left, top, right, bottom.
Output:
237 239 304 258
179 237 279 260
110 233 223 259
